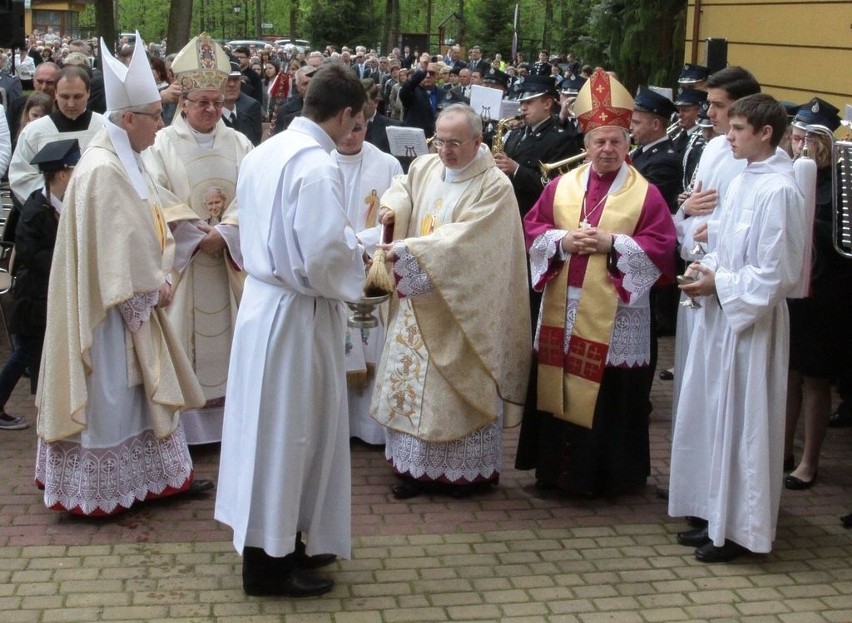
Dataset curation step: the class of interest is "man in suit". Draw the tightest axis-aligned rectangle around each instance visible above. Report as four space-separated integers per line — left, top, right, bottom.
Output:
362 78 400 155
223 62 262 146
466 46 488 74
399 53 440 138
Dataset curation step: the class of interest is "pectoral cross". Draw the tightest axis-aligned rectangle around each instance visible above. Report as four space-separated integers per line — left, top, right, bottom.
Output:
579 219 592 229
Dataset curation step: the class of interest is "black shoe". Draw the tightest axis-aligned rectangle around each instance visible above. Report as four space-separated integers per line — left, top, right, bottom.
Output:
676 526 710 547
658 369 674 381
841 513 852 529
828 403 852 428
391 481 423 499
686 516 708 527
656 487 669 500
186 479 214 495
784 472 817 490
694 540 748 563
293 536 337 570
244 568 334 597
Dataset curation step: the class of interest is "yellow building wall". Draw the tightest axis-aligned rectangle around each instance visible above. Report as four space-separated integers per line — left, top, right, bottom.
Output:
685 0 851 112
24 2 88 35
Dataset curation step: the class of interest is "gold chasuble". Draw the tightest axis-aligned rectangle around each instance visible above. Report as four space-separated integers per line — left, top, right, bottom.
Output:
538 164 647 428
371 152 531 442
36 129 204 442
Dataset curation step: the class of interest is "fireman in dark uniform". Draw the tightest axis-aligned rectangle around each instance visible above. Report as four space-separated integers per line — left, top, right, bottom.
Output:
494 74 582 217
629 88 682 338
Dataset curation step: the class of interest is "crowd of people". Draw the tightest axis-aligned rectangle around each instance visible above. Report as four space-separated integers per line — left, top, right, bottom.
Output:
0 25 850 597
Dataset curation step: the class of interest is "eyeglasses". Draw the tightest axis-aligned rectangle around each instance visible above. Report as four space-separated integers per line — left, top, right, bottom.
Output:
131 110 163 120
186 97 225 109
432 138 471 150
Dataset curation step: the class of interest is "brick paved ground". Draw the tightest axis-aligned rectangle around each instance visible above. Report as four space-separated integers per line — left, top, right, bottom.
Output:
0 336 850 622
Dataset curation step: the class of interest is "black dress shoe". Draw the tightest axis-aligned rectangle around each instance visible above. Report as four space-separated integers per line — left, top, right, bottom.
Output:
244 568 334 597
784 472 817 490
292 532 336 569
656 487 669 500
694 540 748 563
841 513 852 529
391 481 423 499
658 369 674 381
186 479 214 495
686 516 708 527
677 526 710 547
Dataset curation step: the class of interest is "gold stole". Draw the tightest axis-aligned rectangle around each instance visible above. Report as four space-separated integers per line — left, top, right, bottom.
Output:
537 165 647 428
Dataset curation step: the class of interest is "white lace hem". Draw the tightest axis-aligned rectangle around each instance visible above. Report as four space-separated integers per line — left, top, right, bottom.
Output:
534 292 651 367
35 425 193 516
385 418 502 483
394 243 434 297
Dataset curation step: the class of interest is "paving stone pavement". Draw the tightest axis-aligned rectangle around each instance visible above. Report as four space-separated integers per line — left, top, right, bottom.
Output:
0 336 850 622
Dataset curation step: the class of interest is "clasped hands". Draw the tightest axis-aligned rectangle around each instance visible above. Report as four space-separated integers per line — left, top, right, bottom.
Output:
197 223 226 258
561 227 613 255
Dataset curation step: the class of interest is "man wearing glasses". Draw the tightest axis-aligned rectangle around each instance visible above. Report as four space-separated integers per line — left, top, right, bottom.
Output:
36 34 208 517
399 52 441 138
370 104 531 500
143 34 253 446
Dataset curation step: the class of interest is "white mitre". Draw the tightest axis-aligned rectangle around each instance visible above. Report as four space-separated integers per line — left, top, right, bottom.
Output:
99 31 160 199
171 32 230 92
101 32 160 112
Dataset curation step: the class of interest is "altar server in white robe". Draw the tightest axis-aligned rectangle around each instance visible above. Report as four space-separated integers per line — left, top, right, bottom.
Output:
34 34 208 517
143 33 253 445
10 65 106 203
669 94 806 563
332 109 402 445
671 66 761 414
215 65 367 598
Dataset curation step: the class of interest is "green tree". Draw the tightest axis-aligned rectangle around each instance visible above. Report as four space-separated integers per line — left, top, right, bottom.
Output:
167 0 195 51
304 0 380 50
467 0 514 59
590 0 685 92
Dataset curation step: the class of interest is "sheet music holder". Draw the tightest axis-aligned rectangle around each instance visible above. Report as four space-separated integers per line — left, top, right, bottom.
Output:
386 126 429 158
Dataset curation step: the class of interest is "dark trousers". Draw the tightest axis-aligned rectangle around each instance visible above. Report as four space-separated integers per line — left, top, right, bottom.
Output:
0 334 43 406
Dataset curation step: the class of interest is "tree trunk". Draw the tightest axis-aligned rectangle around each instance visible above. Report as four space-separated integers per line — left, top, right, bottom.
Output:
542 0 553 53
95 0 116 52
166 0 194 53
290 0 299 41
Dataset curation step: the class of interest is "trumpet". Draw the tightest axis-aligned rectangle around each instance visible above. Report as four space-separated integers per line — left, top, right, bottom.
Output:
538 151 587 185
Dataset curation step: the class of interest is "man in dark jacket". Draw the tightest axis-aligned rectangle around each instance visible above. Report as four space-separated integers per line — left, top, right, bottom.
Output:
399 53 440 138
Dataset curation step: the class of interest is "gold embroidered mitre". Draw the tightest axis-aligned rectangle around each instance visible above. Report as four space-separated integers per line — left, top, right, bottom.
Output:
171 32 230 92
573 67 634 133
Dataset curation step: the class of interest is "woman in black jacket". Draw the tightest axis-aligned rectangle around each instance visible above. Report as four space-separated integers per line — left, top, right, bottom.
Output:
0 138 79 430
